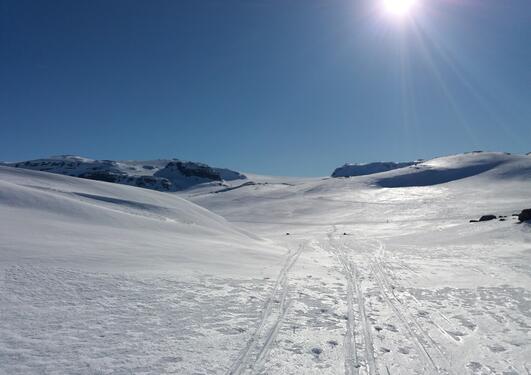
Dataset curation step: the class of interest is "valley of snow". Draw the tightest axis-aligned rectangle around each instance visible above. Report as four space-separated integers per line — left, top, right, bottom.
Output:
1 152 530 374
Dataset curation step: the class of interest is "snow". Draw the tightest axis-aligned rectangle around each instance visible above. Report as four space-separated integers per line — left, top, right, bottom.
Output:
1 152 531 374
332 161 419 178
184 152 531 374
0 166 282 276
2 155 246 192
373 151 527 188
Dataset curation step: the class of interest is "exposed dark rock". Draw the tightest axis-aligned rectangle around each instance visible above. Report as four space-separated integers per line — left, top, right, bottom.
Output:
5 156 244 192
479 215 497 222
213 181 256 194
518 209 531 222
156 161 222 181
79 171 123 183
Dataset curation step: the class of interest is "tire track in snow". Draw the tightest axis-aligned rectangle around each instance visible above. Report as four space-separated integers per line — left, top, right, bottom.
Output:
227 243 303 375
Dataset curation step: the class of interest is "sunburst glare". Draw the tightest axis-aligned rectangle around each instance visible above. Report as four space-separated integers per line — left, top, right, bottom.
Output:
382 0 418 17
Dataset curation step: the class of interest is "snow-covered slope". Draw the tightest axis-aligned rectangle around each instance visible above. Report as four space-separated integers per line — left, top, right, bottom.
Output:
372 151 529 187
0 166 280 275
2 155 246 192
332 161 419 177
0 167 290 374
180 152 531 375
1 151 530 374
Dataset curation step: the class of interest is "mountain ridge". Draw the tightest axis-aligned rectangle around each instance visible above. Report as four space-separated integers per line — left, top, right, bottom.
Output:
2 155 246 192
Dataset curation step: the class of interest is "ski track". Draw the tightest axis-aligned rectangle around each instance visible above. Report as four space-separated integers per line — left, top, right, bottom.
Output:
325 236 360 375
353 237 451 375
326 227 377 375
370 239 456 374
367 260 440 374
373 240 463 347
344 262 360 375
351 263 377 375
327 228 456 375
227 243 304 375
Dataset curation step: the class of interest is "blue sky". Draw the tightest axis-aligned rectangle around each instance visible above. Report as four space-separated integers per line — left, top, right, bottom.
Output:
1 0 530 176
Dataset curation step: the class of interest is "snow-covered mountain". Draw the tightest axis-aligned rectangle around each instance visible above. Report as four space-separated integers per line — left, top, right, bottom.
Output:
2 155 246 192
331 152 531 186
332 160 419 177
1 151 530 374
371 151 531 187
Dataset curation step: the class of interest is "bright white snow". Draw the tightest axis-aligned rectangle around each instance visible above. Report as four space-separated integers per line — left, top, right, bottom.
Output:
1 152 530 374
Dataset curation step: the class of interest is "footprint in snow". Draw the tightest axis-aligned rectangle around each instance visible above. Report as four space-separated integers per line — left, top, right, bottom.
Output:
327 340 338 347
398 347 410 354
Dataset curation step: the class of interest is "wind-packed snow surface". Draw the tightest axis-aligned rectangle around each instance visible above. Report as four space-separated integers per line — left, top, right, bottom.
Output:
1 152 531 374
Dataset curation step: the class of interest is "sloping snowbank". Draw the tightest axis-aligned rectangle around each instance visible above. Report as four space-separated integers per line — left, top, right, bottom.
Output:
373 152 530 187
0 166 282 276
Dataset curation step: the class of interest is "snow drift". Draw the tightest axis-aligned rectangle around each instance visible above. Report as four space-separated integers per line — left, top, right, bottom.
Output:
373 152 530 188
0 166 281 276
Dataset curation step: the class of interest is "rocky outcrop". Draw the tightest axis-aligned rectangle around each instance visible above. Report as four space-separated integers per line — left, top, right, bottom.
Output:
155 161 222 181
518 209 531 222
479 215 497 222
3 156 245 192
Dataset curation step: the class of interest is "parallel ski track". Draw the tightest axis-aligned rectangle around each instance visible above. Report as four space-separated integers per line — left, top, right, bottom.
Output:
227 243 303 375
326 228 376 375
368 239 455 375
326 237 360 375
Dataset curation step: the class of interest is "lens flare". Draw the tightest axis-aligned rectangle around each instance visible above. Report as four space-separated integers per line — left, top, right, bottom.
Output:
383 0 418 17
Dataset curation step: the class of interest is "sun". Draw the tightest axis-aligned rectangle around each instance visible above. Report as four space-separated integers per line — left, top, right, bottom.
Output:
382 0 418 17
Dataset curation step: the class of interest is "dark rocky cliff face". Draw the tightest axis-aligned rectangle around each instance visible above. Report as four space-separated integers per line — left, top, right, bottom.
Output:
3 156 245 192
155 161 222 181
